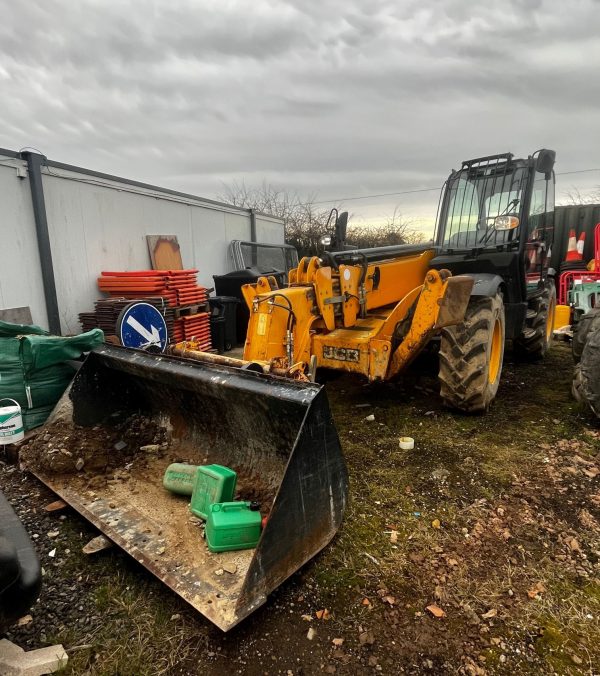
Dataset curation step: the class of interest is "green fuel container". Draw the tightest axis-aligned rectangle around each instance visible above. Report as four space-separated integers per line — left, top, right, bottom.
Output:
205 501 262 553
163 463 199 496
190 464 237 520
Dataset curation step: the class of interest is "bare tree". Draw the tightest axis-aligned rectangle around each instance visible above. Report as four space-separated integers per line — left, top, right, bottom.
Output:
346 207 425 248
218 182 425 256
560 186 600 206
219 181 334 257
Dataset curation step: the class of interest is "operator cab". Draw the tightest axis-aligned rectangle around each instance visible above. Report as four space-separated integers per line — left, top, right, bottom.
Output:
430 149 556 340
435 150 555 257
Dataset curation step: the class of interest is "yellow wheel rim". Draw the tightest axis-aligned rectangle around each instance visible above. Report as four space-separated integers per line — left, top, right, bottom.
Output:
488 318 502 384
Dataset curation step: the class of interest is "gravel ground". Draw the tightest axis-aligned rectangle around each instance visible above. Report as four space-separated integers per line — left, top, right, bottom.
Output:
1 464 102 648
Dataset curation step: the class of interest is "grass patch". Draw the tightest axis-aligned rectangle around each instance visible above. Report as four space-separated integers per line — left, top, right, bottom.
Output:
62 569 204 675
318 342 600 671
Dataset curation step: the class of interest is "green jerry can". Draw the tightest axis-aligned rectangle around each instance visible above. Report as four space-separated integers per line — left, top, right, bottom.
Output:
205 501 262 553
190 464 237 520
162 463 199 496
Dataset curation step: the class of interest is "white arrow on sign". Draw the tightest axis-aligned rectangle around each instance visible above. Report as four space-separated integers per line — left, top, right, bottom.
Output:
126 315 161 345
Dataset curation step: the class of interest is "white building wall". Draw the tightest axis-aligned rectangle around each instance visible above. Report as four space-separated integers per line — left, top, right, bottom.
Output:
0 150 285 334
0 154 49 328
255 214 287 243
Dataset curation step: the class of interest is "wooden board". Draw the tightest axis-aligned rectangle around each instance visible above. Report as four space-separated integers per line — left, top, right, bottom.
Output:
146 235 183 270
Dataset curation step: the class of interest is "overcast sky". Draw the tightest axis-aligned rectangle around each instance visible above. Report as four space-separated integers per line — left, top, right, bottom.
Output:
1 0 599 233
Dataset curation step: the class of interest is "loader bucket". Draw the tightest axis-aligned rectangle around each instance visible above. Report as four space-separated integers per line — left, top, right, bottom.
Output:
23 345 347 631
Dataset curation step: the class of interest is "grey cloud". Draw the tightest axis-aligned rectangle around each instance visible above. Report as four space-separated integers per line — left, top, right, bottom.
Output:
0 0 598 226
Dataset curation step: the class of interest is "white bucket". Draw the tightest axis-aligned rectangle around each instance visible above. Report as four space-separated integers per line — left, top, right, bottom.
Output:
0 398 24 444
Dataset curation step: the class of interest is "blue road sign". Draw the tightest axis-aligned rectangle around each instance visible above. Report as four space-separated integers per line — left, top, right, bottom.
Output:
117 302 168 352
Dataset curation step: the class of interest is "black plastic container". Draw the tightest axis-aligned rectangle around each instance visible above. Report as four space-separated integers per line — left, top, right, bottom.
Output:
213 268 285 343
209 314 226 354
209 297 240 351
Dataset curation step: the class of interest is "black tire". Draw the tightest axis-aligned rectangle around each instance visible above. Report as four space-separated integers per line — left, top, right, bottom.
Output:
572 309 600 364
514 282 556 359
572 315 600 418
438 293 505 413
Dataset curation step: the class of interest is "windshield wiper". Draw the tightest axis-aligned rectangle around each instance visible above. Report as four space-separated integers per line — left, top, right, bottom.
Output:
478 198 520 245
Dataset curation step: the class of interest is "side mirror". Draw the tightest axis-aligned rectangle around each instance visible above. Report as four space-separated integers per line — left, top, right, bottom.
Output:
321 235 332 246
535 149 556 178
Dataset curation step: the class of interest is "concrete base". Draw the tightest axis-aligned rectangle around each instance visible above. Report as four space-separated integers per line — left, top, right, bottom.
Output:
0 639 68 676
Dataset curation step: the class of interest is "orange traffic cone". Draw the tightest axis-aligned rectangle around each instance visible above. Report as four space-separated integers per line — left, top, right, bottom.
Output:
577 231 586 257
565 228 581 261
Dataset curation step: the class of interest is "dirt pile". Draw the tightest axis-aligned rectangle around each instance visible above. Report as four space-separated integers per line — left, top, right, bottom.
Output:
21 413 170 475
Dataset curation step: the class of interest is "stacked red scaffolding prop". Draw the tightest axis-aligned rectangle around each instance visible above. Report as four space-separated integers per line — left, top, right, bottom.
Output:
98 270 208 307
86 269 212 349
171 312 211 348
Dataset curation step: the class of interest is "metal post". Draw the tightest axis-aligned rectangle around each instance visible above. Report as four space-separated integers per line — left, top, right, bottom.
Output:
250 208 257 243
22 151 61 334
250 208 258 265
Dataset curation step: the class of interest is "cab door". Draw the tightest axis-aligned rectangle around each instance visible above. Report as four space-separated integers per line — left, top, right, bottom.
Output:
525 170 555 287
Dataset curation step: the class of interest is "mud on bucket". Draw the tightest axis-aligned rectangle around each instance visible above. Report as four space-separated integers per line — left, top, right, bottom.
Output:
0 398 24 444
22 345 349 631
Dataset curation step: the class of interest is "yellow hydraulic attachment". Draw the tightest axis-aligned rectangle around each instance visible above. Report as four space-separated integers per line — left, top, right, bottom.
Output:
175 246 473 384
241 247 473 381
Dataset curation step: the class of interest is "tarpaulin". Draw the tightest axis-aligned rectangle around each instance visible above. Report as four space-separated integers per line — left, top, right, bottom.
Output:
0 321 104 430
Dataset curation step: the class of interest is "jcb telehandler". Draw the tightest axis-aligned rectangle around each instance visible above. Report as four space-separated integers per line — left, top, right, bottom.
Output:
182 148 557 413
23 149 556 632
